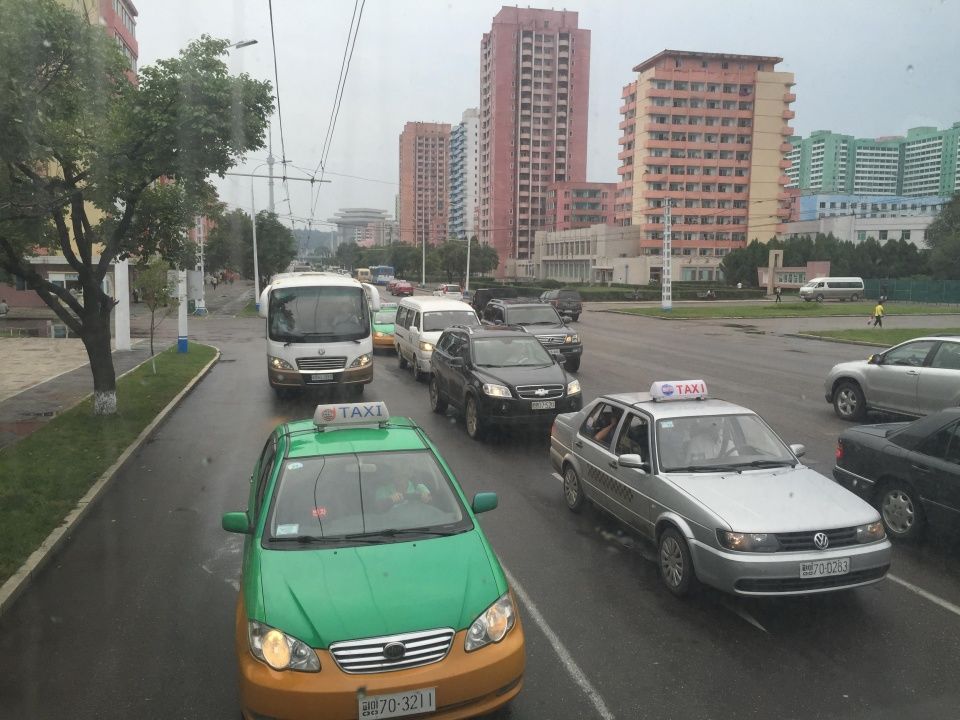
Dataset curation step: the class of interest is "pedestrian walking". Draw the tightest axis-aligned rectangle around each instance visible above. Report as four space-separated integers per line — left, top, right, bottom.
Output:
211 274 218 291
871 300 885 328
774 286 782 303
0 297 8 316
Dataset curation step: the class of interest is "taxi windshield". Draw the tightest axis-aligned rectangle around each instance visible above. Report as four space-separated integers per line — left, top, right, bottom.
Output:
265 450 471 544
374 307 398 324
655 413 796 472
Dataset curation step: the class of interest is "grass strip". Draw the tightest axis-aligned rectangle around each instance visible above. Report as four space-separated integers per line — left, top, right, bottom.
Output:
614 302 960 320
238 299 259 318
0 343 216 584
798 327 960 346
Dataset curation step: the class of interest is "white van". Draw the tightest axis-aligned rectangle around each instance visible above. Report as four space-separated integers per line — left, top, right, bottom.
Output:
798 277 865 302
394 297 479 380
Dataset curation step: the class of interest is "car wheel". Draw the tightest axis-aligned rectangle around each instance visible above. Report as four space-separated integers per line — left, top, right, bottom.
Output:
851 293 860 302
658 527 698 597
878 481 925 541
572 314 580 321
562 465 585 513
397 347 408 369
833 381 866 421
412 358 425 382
429 377 448 413
815 294 824 303
465 395 486 440
564 357 581 373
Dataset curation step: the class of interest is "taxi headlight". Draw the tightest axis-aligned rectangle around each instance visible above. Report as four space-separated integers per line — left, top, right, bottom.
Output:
564 333 579 344
269 356 294 371
374 331 385 338
482 383 511 398
717 530 780 553
248 620 320 672
349 353 371 368
465 593 516 652
856 521 886 543
418 341 434 352
566 379 581 395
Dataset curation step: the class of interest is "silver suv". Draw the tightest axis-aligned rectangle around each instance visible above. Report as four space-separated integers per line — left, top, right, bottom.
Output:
825 336 960 420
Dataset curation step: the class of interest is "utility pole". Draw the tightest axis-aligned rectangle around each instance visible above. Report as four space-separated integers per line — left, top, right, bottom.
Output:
267 123 275 214
251 184 261 311
662 199 673 312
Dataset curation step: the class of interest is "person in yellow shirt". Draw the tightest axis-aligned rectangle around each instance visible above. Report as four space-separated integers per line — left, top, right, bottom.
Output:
872 301 885 328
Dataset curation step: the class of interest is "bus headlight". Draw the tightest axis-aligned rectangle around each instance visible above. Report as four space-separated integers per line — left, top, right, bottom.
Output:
349 354 371 368
269 356 294 371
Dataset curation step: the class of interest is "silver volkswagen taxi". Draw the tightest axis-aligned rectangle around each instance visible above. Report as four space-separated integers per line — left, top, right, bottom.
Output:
550 380 892 597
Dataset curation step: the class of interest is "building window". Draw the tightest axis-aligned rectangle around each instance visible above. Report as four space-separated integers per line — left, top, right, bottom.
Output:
902 230 911 241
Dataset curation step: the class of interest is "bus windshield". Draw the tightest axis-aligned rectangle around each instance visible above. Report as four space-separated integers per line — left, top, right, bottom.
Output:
269 286 369 343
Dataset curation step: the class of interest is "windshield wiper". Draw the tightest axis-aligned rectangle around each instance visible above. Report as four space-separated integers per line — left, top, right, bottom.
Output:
351 527 464 539
666 464 733 473
728 459 796 469
269 534 382 545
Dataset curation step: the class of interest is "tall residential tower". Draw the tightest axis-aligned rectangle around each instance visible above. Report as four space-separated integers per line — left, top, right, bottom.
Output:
449 108 480 241
398 122 451 247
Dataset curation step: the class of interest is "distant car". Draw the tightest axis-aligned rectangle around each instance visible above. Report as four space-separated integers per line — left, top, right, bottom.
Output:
471 287 519 313
386 278 400 292
433 284 463 301
833 408 960 541
429 325 582 440
222 402 525 720
550 380 891 597
825 336 960 421
481 298 583 372
539 289 582 321
391 280 414 296
371 302 398 351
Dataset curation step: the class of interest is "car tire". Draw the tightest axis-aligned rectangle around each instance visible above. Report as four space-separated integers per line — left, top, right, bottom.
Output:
429 377 448 413
877 480 925 541
562 465 585 513
412 358 425 382
565 357 581 373
465 395 486 440
658 527 698 597
398 347 408 369
833 380 866 421
572 314 580 321
851 293 860 302
815 294 824 303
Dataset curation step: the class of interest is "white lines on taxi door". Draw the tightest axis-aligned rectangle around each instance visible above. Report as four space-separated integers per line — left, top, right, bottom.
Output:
888 573 960 619
504 568 616 720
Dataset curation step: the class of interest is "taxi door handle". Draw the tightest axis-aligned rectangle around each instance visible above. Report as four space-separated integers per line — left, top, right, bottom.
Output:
906 370 919 376
574 440 583 448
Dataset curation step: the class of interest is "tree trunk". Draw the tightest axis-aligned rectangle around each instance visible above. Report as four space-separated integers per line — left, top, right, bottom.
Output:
81 312 117 416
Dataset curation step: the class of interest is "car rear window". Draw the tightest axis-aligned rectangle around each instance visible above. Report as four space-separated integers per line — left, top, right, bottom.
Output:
557 291 581 301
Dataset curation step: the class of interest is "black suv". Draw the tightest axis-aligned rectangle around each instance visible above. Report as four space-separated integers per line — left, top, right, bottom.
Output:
539 289 582 321
482 298 583 372
470 286 519 314
429 326 582 440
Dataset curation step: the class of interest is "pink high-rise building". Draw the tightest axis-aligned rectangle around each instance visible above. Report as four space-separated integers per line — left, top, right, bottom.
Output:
398 122 451 247
547 181 616 232
479 7 590 276
618 50 796 254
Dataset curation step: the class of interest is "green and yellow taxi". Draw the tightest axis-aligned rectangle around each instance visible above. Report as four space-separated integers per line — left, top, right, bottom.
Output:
372 302 399 351
222 402 524 720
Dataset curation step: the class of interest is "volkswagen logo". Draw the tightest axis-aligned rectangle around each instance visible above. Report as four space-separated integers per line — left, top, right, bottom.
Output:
534 388 549 397
813 532 830 550
383 642 406 661
317 348 326 356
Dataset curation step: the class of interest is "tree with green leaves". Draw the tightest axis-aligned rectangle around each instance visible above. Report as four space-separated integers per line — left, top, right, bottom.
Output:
205 208 295 282
0 0 273 414
133 257 176 361
924 193 960 278
335 241 361 272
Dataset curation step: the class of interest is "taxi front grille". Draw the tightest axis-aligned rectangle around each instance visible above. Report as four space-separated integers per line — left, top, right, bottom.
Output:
329 628 455 674
516 384 564 400
775 527 859 551
534 334 565 346
296 356 347 371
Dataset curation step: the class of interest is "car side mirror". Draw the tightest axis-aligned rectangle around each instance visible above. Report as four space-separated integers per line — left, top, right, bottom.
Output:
449 356 465 368
618 454 650 472
789 443 806 458
867 354 880 365
471 492 498 514
222 511 251 534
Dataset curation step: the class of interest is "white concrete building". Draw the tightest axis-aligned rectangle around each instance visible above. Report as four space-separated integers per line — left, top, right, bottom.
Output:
449 108 479 241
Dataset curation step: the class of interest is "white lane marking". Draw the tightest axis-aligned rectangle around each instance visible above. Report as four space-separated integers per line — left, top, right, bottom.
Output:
551 471 563 484
888 573 960 619
504 567 615 720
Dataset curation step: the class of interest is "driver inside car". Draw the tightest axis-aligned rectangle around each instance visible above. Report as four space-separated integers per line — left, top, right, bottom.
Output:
375 470 432 510
687 419 726 461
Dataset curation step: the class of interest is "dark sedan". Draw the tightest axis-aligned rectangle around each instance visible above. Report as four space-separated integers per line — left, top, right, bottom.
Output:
834 408 960 541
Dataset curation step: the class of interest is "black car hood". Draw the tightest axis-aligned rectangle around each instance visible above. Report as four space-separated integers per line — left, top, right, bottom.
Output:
514 322 568 334
474 363 567 388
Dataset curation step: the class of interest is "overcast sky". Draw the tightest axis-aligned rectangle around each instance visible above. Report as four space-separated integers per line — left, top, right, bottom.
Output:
136 0 960 231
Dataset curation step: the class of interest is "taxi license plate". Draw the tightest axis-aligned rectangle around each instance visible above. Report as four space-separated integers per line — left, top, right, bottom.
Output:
359 688 436 719
800 557 849 578
310 373 333 382
531 400 556 410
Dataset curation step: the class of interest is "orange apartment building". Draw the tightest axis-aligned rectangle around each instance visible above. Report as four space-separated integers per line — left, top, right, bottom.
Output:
398 122 451 247
617 50 796 261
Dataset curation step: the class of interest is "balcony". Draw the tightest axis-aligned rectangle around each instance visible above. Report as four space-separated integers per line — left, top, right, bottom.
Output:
778 174 791 185
780 126 795 136
779 142 793 153
776 207 791 219
778 159 791 169
782 109 795 120
783 92 796 103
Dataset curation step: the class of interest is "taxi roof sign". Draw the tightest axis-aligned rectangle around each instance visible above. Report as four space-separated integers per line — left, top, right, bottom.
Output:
650 380 708 402
313 402 390 430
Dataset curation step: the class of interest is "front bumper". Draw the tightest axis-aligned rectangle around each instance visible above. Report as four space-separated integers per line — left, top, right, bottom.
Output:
373 332 396 350
268 363 374 389
689 538 892 596
478 394 583 426
236 605 525 720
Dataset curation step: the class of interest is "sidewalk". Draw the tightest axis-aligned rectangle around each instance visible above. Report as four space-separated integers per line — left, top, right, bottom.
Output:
0 280 254 451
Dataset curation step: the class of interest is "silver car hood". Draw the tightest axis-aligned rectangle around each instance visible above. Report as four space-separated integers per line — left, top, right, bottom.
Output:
666 465 879 533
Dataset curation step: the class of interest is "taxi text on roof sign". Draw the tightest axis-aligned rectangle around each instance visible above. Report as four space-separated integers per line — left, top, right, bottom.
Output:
650 380 708 402
313 401 390 428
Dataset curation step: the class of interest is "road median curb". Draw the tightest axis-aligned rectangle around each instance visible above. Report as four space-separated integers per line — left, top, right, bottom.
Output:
0 346 221 617
787 333 888 348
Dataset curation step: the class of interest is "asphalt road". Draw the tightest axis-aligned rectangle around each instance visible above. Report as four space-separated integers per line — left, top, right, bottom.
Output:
1 301 959 720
